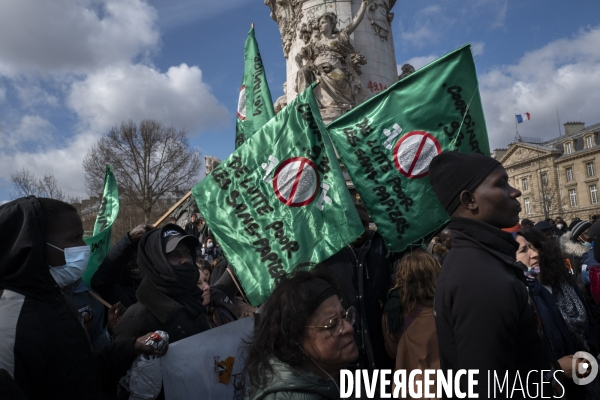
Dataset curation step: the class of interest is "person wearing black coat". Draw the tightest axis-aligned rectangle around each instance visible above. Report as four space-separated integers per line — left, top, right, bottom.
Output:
318 206 397 372
0 197 164 400
184 213 200 238
114 224 211 344
90 224 153 307
429 152 550 398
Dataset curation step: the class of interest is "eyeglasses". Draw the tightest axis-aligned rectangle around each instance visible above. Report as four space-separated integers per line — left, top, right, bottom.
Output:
305 306 356 337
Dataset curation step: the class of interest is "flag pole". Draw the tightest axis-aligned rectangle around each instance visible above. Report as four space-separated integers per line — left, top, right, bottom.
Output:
514 114 519 142
556 106 562 136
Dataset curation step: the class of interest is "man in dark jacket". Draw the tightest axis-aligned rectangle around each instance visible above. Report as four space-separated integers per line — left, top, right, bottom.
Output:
0 197 165 400
91 224 153 307
114 224 211 344
318 205 396 371
429 152 549 398
185 213 200 238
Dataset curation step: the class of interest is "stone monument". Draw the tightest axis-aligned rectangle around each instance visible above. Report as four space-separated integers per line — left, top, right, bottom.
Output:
265 0 398 123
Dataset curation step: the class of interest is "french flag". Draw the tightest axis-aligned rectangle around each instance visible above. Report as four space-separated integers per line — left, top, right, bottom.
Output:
516 113 531 123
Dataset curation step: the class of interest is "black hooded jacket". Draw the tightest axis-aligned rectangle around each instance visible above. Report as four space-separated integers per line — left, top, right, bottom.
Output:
114 224 211 344
0 196 136 400
90 232 140 307
435 217 550 398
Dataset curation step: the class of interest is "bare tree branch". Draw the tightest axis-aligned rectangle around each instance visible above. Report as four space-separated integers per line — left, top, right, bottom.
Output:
10 168 65 200
83 119 202 223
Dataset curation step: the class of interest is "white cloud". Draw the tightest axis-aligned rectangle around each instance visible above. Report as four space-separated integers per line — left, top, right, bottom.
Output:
67 63 230 135
471 42 485 57
0 0 159 76
13 80 60 109
489 1 508 30
8 115 55 148
400 25 438 47
399 55 438 72
0 131 100 198
480 27 600 149
151 0 253 28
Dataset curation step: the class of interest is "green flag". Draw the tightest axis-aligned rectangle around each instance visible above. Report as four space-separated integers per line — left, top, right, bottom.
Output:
235 26 275 149
327 45 490 252
194 86 363 305
83 165 119 286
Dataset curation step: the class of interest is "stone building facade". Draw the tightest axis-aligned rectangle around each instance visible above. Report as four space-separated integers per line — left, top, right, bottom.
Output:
497 122 600 223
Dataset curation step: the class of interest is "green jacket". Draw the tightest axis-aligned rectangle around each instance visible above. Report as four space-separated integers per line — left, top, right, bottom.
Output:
245 360 340 400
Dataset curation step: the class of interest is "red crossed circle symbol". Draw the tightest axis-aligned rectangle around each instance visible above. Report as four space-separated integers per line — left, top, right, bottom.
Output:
393 131 441 179
273 157 320 207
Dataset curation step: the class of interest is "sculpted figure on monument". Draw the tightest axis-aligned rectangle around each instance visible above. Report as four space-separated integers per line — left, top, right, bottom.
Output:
398 63 415 80
367 0 394 40
295 0 370 111
265 0 301 58
274 82 288 113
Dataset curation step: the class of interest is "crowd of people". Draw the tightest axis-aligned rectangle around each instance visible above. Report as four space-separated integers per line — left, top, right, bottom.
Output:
2 151 600 399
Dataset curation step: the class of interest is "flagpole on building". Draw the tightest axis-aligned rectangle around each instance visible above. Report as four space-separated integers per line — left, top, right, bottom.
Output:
556 106 562 136
515 114 520 142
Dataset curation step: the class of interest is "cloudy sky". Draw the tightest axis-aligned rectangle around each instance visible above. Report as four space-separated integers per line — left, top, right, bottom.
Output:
1 0 599 202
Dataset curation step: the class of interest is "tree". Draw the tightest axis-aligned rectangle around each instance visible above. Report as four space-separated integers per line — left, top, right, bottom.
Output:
10 168 65 200
83 119 202 223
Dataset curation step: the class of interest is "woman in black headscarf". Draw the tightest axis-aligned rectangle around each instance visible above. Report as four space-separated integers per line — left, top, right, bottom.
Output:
114 224 211 344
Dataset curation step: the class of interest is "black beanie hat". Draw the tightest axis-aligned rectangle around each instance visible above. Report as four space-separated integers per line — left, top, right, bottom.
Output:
429 151 502 214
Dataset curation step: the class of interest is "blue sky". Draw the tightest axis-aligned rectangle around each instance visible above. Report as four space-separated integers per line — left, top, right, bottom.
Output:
1 0 600 202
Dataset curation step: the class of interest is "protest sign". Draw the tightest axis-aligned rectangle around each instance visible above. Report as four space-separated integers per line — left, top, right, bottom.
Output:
161 316 254 400
193 85 363 306
83 165 119 286
235 26 275 149
327 44 491 251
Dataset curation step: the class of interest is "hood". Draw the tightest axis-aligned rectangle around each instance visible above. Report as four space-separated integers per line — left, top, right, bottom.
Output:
250 359 338 399
137 224 200 298
559 231 588 258
0 196 59 301
581 248 600 267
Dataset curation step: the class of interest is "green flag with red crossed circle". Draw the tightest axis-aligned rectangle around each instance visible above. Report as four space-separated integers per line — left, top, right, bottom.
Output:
193 85 363 305
235 26 275 149
327 44 491 251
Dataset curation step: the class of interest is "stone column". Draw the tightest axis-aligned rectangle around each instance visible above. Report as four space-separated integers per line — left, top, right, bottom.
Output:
266 0 398 124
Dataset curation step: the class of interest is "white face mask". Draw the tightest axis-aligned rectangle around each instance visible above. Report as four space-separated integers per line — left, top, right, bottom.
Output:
556 224 563 230
47 243 91 287
207 242 214 249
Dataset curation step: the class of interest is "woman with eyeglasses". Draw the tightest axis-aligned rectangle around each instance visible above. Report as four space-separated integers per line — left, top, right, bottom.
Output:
517 230 600 398
244 269 358 399
382 251 441 398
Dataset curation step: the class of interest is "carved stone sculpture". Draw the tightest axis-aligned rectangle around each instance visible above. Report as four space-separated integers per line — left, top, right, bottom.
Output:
274 82 288 113
204 156 222 175
265 0 302 58
398 63 415 80
367 0 394 40
296 0 370 115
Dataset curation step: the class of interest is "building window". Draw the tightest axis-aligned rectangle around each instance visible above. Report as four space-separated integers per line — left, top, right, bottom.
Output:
565 142 573 154
524 198 531 214
587 162 595 177
522 178 528 191
570 189 578 207
541 173 548 186
587 136 594 149
591 185 599 205
566 167 574 182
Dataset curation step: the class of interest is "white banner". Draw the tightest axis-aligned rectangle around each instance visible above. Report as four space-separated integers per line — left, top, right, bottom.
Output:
161 316 254 400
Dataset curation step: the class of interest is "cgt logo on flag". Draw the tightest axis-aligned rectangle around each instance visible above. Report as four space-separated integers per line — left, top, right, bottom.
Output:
516 112 531 123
